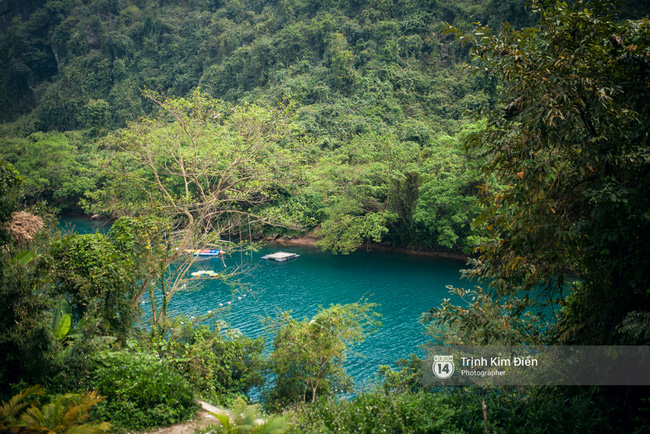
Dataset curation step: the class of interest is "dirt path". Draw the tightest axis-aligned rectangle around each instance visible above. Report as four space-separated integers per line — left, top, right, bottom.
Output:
144 401 229 434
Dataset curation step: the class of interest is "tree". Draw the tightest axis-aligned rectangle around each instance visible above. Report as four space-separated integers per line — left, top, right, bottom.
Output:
0 158 21 244
264 302 381 410
0 159 54 392
47 232 136 337
105 216 174 326
310 133 414 254
412 131 485 254
444 0 650 344
47 216 196 334
0 132 95 212
85 90 306 310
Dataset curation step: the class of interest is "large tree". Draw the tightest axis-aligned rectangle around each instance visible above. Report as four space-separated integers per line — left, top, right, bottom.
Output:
86 90 306 311
444 0 650 344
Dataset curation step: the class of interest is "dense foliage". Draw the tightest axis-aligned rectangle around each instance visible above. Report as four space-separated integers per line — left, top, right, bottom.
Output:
444 0 650 345
420 1 650 431
90 350 198 430
287 388 611 433
198 397 288 433
0 0 507 254
0 385 110 433
0 158 56 389
0 0 501 129
0 131 95 212
148 318 266 406
264 303 380 410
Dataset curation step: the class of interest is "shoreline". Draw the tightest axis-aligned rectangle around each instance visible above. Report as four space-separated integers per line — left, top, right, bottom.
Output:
267 236 470 263
59 214 470 263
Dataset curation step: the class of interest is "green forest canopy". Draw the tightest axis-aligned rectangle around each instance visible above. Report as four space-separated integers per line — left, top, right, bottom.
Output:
0 0 528 253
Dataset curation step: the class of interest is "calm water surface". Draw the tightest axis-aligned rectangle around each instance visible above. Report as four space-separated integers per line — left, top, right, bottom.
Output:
61 217 468 388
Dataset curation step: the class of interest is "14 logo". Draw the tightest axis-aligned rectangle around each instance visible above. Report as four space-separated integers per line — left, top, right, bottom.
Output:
432 355 455 379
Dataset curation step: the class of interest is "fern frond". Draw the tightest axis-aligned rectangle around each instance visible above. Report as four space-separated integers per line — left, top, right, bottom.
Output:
212 412 233 431
0 384 44 421
61 391 104 425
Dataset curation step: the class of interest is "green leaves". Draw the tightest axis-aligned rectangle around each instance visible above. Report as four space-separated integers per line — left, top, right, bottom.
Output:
0 387 110 433
423 285 544 346
265 302 381 410
91 350 197 430
55 315 71 341
151 318 265 406
94 91 301 224
0 132 96 212
449 0 650 344
0 159 21 245
52 299 73 341
89 92 307 324
288 387 610 433
48 232 136 337
10 250 34 265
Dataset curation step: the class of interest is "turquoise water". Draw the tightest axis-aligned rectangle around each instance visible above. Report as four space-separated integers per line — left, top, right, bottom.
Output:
58 215 111 234
60 217 468 388
162 245 466 387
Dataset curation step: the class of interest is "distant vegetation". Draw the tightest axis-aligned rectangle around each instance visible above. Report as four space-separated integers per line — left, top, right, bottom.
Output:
0 0 531 253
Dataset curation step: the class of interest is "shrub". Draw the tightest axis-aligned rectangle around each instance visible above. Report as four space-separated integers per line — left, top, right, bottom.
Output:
287 392 456 433
287 388 611 433
264 303 380 411
149 318 266 406
90 350 198 430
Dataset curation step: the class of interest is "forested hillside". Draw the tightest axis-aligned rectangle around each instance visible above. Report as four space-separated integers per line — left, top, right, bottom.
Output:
0 0 534 129
0 0 541 253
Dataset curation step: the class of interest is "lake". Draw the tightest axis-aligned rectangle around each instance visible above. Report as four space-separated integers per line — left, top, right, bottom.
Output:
60 217 468 389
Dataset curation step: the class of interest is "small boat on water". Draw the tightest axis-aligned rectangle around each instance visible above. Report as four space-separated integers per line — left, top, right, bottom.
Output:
262 252 300 262
191 270 219 277
185 249 222 257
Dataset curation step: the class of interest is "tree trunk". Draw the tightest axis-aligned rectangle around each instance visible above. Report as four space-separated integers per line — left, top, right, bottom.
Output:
482 396 489 434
